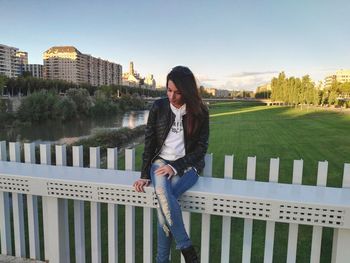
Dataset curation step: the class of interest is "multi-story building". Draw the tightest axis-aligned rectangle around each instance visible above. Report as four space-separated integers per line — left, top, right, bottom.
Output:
204 87 216 96
216 89 230 97
43 46 122 86
16 51 29 75
0 44 21 78
122 61 142 87
255 83 271 93
16 51 28 65
324 69 350 89
122 61 156 89
144 74 156 89
23 64 43 78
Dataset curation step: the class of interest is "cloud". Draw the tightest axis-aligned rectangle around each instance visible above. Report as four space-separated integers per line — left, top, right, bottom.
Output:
198 71 279 91
197 74 218 82
219 72 276 91
228 71 278 78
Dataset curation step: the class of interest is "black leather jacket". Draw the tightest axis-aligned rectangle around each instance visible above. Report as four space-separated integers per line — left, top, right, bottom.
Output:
141 98 209 180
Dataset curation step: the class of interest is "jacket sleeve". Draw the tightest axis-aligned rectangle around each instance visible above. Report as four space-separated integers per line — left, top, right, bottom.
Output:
140 102 158 179
171 110 209 175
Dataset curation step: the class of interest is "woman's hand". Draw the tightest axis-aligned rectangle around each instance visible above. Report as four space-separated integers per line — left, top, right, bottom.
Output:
155 165 175 179
133 179 150 192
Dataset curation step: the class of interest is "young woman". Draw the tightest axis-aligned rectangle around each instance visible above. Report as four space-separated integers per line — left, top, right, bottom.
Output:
133 66 209 263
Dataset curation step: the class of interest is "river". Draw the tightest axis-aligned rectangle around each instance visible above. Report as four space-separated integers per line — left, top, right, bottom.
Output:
0 110 149 144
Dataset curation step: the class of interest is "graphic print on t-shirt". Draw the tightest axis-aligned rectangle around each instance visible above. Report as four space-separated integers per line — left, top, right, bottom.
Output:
171 119 183 134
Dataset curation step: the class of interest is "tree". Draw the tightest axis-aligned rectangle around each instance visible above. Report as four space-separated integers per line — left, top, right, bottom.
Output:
0 75 8 96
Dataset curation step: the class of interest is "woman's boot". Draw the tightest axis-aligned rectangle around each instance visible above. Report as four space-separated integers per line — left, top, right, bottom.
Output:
181 245 200 263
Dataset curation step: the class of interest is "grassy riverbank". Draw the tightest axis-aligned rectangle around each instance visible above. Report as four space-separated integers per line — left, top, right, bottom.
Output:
59 101 350 262
122 101 350 263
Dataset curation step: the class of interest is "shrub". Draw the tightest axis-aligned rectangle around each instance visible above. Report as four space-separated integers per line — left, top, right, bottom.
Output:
90 98 119 117
56 97 77 121
66 88 92 116
17 91 60 122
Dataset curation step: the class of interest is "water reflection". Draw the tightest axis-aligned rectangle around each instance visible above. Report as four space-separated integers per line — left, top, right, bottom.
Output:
0 110 149 144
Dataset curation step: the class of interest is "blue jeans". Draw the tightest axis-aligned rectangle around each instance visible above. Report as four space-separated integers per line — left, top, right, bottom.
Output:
150 159 199 263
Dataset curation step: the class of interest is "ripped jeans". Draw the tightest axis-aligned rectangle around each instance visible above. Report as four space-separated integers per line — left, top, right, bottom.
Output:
150 159 199 263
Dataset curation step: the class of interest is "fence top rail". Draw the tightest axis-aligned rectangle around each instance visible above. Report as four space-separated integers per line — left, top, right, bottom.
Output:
1 160 350 209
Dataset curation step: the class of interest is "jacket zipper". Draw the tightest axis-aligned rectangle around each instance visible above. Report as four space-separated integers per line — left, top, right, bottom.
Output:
150 111 175 164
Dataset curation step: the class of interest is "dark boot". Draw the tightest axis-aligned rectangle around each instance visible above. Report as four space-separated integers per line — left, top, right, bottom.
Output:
181 245 200 263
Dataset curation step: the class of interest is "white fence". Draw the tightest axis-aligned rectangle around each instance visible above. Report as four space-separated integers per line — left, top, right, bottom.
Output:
0 141 350 263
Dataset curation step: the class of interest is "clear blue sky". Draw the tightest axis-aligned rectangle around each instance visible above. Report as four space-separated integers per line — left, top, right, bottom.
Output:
1 0 349 90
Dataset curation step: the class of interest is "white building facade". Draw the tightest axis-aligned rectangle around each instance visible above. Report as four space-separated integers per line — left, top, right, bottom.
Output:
0 44 21 78
23 64 43 78
43 46 122 86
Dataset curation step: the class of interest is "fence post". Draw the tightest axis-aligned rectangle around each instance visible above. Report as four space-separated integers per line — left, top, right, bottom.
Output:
24 143 40 260
286 159 303 263
41 143 65 263
221 155 234 263
331 163 350 263
125 148 135 263
310 161 328 263
107 148 119 263
10 142 26 258
264 157 280 263
90 147 101 263
55 145 70 263
73 145 85 263
242 156 256 263
200 153 213 263
0 141 12 255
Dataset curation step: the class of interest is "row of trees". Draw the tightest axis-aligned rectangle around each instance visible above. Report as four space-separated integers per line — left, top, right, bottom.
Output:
16 89 147 123
270 72 350 107
0 75 165 98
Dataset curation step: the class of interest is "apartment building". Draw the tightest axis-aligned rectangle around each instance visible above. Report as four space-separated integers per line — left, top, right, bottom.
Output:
324 69 350 89
0 44 21 78
43 46 122 86
23 64 43 78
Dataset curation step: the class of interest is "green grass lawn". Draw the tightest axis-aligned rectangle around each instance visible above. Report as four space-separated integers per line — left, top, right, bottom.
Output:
68 101 350 262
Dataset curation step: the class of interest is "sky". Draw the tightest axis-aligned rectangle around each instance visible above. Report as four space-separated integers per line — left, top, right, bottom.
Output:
1 0 349 91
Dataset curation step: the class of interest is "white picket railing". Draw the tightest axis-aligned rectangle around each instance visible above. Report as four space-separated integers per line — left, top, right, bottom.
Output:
0 141 350 263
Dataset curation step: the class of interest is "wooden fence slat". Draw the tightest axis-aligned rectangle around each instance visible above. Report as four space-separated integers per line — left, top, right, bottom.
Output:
264 158 280 263
41 143 65 262
90 147 101 263
24 143 40 260
286 159 303 263
40 144 51 261
72 146 85 263
0 141 7 161
221 155 234 263
310 161 328 263
200 153 213 263
107 148 118 263
125 148 135 263
10 142 26 258
331 163 350 263
55 145 70 263
0 141 12 255
143 206 153 263
242 156 256 263
181 211 191 263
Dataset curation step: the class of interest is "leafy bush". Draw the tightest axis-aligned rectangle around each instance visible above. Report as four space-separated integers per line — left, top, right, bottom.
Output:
90 98 119 116
0 99 7 113
56 97 77 121
66 88 92 116
17 91 60 122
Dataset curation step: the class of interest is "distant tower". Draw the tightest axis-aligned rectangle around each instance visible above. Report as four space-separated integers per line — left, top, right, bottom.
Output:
129 61 134 75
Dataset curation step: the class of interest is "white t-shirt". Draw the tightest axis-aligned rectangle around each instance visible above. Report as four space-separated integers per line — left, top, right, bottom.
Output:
159 103 186 161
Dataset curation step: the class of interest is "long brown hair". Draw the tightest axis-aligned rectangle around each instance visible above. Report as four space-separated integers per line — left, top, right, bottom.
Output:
166 66 207 136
